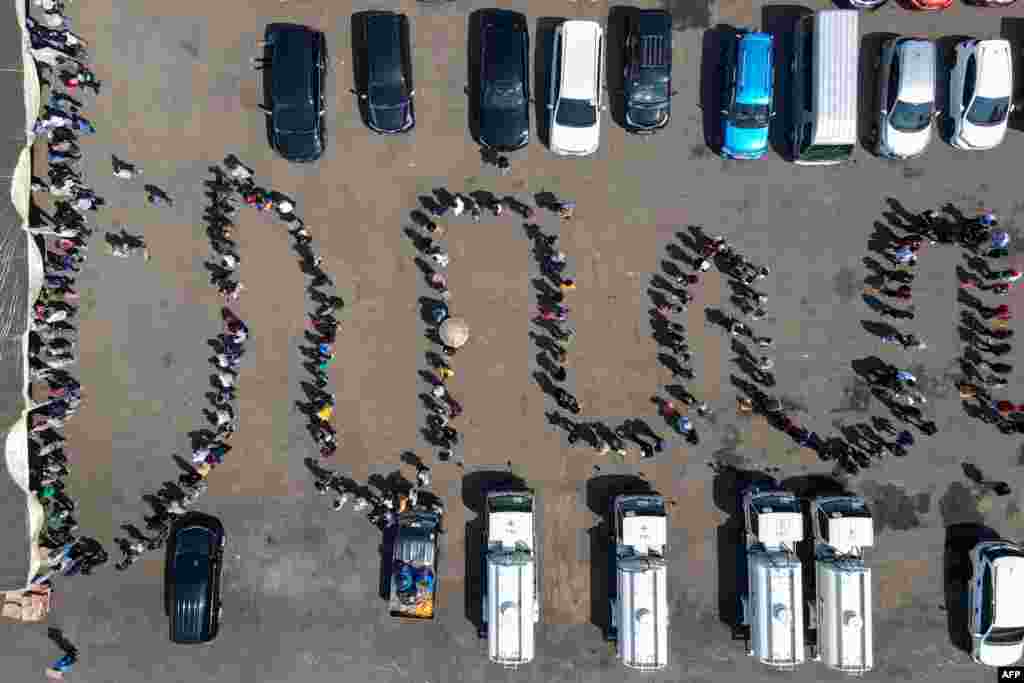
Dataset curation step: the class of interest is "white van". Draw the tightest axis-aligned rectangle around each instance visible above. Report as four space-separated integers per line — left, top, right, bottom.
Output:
483 491 539 668
969 539 1024 667
548 20 604 156
611 494 669 671
790 10 859 165
811 496 874 675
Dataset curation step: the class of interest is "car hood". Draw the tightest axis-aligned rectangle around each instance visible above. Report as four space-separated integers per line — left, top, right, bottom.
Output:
883 123 931 157
977 640 1024 667
480 107 529 150
369 102 413 133
627 105 669 130
550 121 599 155
723 123 769 157
959 119 1008 149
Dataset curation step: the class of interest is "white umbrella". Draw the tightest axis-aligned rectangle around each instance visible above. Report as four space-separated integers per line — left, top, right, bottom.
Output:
439 317 469 348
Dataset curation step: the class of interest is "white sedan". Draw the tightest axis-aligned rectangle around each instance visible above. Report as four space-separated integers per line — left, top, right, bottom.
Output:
548 20 604 157
949 39 1014 151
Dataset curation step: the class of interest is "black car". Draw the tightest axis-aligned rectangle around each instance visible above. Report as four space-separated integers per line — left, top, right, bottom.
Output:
261 23 327 162
351 12 415 134
477 9 530 150
622 10 674 134
166 512 225 644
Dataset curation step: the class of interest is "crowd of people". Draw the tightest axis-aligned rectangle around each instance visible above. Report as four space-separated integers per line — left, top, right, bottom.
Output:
308 453 442 524
112 154 349 568
24 0 110 589
880 203 1022 435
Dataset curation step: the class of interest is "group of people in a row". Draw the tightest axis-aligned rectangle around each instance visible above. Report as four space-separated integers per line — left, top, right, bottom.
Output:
25 0 108 587
312 456 441 526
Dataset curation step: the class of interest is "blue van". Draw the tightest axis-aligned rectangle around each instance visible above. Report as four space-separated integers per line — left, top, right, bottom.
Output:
720 31 774 160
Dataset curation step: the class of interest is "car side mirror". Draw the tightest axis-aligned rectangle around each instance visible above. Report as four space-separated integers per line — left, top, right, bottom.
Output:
409 89 415 96
258 104 270 114
600 104 607 112
546 103 554 110
721 109 729 115
769 111 776 118
319 109 326 115
671 90 679 97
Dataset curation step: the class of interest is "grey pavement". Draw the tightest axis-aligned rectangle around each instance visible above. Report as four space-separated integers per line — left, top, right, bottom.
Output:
4 0 1024 682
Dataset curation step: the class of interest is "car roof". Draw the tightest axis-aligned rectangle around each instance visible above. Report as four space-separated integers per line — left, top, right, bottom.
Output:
634 9 672 35
365 13 404 85
895 39 935 104
974 39 1013 98
993 555 1024 627
735 32 772 106
559 21 601 101
482 11 526 82
269 25 318 105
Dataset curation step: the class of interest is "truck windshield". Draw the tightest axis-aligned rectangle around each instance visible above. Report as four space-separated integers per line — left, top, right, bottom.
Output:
989 626 1024 645
799 144 854 162
489 494 532 514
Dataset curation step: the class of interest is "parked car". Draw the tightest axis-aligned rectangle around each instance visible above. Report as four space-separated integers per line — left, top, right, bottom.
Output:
260 23 327 162
907 0 952 9
720 30 774 160
875 37 936 159
969 539 1024 667
548 20 604 156
948 39 1013 151
964 0 1017 7
621 9 674 134
847 0 889 7
351 11 415 134
477 9 530 151
166 512 225 644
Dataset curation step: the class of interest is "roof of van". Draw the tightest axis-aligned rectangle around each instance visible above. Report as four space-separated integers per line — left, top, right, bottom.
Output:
365 13 403 84
271 26 316 105
993 555 1024 627
825 516 874 555
975 39 1013 99
812 10 859 147
736 32 773 106
560 21 602 101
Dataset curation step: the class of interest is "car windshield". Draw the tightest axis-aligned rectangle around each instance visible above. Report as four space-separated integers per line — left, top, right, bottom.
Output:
369 82 405 108
486 81 525 110
556 98 597 127
274 105 315 133
989 626 1024 645
730 102 769 129
631 82 668 106
889 100 933 132
967 95 1010 126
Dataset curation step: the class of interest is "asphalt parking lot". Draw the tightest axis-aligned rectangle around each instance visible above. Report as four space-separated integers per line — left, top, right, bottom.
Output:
4 0 1024 681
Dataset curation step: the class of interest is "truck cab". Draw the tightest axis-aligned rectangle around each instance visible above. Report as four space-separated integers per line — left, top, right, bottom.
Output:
810 496 874 675
610 494 669 671
389 510 442 620
741 485 805 669
482 490 539 668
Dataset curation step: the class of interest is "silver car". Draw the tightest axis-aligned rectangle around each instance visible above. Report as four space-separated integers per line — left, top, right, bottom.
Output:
875 38 936 159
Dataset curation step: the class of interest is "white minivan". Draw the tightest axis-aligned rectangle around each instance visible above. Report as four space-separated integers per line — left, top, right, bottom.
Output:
548 20 604 156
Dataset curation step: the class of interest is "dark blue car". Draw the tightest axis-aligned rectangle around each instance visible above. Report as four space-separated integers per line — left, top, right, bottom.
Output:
261 24 327 163
477 10 530 151
352 12 415 134
166 512 225 644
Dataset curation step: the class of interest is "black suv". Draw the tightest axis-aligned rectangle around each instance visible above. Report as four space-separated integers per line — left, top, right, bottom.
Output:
621 10 674 134
261 23 327 162
351 12 415 134
476 9 530 150
166 512 225 644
